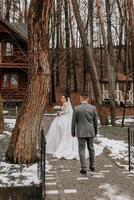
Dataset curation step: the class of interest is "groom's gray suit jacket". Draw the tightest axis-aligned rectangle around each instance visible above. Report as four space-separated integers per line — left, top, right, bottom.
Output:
71 103 98 138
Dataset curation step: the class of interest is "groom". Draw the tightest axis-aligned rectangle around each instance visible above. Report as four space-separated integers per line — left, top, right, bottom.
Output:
71 92 98 174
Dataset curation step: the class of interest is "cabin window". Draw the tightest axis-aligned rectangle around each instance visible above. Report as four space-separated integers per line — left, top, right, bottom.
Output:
126 82 131 91
2 74 9 88
5 42 13 56
2 74 18 89
10 74 18 88
104 83 109 91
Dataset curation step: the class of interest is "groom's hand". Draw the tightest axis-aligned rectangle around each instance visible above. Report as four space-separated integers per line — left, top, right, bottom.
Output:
57 111 60 116
72 133 75 137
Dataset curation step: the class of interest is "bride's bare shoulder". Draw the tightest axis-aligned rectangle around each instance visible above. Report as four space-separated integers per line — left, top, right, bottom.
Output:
63 102 68 107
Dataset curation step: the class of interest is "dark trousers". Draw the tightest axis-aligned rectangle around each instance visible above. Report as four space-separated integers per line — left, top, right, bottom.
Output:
78 137 95 170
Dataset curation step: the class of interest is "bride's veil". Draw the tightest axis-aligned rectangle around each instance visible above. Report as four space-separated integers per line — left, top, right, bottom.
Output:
67 98 73 128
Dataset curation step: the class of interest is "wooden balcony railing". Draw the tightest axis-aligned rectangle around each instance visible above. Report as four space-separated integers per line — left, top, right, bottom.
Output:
102 90 134 105
1 51 28 64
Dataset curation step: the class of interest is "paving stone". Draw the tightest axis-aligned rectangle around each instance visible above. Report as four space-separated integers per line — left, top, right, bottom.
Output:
42 116 134 200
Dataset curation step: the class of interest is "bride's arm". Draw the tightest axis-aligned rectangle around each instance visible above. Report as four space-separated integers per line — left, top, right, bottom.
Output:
58 103 69 116
53 105 62 111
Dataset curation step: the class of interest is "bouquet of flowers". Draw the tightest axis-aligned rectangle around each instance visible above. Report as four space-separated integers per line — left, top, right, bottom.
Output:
53 105 62 112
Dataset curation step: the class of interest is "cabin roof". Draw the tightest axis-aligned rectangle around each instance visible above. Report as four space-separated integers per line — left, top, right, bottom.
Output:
0 16 28 41
116 73 132 81
102 72 133 82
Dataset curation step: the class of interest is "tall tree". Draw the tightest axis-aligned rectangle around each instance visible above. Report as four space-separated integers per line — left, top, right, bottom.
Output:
49 0 56 104
55 0 61 86
96 0 116 125
24 0 28 23
0 94 4 134
116 0 124 69
88 0 94 47
82 0 94 92
6 0 51 164
69 1 78 92
71 0 108 125
5 0 12 21
127 0 134 104
65 0 71 96
0 0 3 16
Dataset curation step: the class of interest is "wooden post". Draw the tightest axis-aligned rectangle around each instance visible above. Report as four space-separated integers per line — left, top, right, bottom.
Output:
116 82 119 104
116 82 119 91
0 43 2 63
102 83 105 101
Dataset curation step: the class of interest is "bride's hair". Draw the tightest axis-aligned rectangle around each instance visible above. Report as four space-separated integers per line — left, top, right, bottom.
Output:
63 94 69 102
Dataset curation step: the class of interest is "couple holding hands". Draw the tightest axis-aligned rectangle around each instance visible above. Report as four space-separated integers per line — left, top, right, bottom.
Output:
46 92 98 174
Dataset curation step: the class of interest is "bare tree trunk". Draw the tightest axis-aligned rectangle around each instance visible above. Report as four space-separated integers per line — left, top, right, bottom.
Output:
96 0 116 126
88 0 94 47
83 49 88 92
0 0 3 16
116 0 124 69
0 94 4 134
18 0 23 23
83 0 94 93
5 0 12 21
65 0 71 96
72 49 78 92
24 0 28 23
55 0 61 86
6 0 51 164
71 0 108 125
50 63 56 103
12 0 15 22
69 6 78 92
49 0 56 104
127 0 134 105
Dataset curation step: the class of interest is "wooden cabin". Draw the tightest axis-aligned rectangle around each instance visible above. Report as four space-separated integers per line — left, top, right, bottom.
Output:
0 17 28 103
101 73 133 106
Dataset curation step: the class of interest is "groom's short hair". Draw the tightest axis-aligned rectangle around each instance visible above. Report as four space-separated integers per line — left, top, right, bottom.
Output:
81 92 89 99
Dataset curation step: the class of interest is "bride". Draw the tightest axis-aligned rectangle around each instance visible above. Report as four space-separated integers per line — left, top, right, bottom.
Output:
46 95 79 160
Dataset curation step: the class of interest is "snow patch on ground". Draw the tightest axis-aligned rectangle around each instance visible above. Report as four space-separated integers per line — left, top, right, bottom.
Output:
3 130 12 136
4 118 16 129
3 110 9 114
97 183 131 200
0 131 12 139
97 135 128 160
96 135 129 169
0 160 51 187
0 131 13 140
0 119 52 187
94 143 104 156
116 118 134 125
0 134 6 139
0 162 40 186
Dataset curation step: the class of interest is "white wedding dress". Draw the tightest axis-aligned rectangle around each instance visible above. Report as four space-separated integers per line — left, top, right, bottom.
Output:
46 99 79 160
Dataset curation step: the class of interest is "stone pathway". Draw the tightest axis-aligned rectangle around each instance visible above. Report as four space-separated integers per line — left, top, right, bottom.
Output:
45 153 134 200
0 115 133 200
41 115 134 200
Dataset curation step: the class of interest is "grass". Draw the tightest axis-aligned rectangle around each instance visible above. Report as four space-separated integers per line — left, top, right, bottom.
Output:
99 126 129 142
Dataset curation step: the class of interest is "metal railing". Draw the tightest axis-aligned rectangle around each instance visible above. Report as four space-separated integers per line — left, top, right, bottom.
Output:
38 128 46 200
128 127 134 171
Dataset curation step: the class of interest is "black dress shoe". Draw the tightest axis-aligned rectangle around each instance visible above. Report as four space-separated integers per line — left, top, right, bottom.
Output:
80 169 87 174
90 167 95 172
